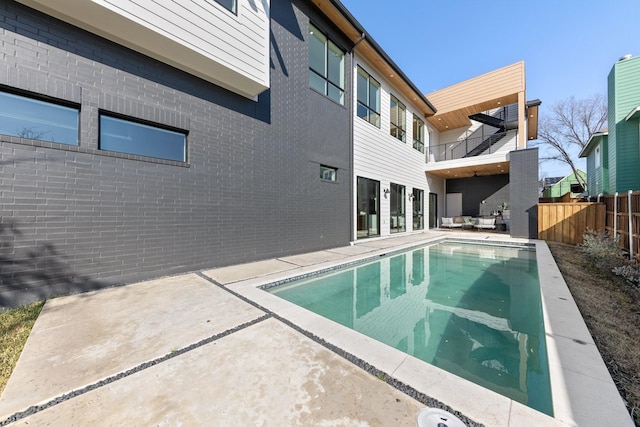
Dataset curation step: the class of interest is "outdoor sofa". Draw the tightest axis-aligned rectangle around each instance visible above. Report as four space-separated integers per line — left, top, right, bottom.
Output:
441 217 463 229
474 217 496 230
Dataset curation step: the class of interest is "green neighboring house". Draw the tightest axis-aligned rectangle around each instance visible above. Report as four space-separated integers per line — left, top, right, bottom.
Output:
541 170 587 198
580 55 640 195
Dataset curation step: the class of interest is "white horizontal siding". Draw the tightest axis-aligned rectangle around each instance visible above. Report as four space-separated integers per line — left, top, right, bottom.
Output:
17 0 270 99
492 131 518 155
353 57 435 237
103 1 267 79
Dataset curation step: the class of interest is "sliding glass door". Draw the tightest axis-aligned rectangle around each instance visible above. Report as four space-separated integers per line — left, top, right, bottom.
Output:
429 193 438 228
357 177 380 238
390 183 406 233
413 188 424 230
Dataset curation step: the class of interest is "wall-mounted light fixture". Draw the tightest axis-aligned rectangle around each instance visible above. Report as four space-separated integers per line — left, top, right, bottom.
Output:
408 193 415 201
383 188 390 198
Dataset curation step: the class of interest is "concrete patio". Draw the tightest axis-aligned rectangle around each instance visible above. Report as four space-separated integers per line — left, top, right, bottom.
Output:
0 232 633 426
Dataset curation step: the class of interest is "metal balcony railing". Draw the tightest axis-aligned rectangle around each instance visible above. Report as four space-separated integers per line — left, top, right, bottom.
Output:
427 131 513 162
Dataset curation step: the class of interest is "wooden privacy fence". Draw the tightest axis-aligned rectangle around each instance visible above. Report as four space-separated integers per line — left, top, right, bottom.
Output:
602 191 640 261
538 190 640 261
538 203 605 244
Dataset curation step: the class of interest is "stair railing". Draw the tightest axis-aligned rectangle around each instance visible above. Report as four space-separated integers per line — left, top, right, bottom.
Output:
427 130 511 161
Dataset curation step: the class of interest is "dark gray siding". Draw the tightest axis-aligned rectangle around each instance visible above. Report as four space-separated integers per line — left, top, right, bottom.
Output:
510 148 539 239
445 149 539 238
446 175 510 217
0 0 352 308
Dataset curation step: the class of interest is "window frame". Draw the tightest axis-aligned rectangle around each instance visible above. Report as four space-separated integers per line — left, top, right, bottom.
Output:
0 87 80 146
390 182 406 234
390 94 406 142
308 23 345 105
595 144 601 169
357 176 380 239
320 164 338 182
211 0 237 15
413 114 425 153
412 188 424 230
98 112 188 163
357 66 381 128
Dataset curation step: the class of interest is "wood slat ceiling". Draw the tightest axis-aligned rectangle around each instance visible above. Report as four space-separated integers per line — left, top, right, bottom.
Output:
427 94 519 132
310 0 435 118
426 161 510 179
426 62 525 132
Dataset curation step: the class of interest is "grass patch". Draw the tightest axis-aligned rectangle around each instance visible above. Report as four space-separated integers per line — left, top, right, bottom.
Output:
548 241 640 426
0 301 45 394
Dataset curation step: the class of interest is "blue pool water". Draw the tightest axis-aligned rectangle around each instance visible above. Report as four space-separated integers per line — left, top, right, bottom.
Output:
268 241 553 415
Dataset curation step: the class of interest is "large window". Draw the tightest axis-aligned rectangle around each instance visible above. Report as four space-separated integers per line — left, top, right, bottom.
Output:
309 24 345 105
0 90 79 145
390 183 406 233
413 114 425 153
357 177 380 238
429 193 438 229
390 95 406 142
99 114 187 162
412 188 424 230
357 67 381 127
213 0 236 14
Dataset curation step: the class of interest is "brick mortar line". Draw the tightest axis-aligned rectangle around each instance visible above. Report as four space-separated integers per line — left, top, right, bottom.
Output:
0 314 271 426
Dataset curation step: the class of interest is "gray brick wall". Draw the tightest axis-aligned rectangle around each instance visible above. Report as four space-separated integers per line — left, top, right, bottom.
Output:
445 175 510 217
0 0 352 308
510 148 539 239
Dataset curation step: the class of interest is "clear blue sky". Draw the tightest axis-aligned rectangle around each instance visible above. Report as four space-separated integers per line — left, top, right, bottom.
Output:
340 0 640 178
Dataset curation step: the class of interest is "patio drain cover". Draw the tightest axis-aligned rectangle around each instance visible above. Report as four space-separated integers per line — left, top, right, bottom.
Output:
417 408 466 427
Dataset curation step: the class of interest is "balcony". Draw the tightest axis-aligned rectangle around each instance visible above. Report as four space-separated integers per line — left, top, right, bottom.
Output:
428 130 517 162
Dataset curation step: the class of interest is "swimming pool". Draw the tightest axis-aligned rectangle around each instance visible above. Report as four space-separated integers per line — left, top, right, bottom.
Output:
267 240 553 415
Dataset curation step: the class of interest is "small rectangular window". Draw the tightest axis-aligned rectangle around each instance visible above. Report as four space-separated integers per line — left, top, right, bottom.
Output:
595 144 601 168
0 90 79 145
309 24 345 104
413 115 425 153
213 0 236 14
320 165 337 181
390 95 406 142
357 66 380 127
99 114 186 162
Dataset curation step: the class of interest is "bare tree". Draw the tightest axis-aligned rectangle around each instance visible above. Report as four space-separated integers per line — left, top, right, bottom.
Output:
534 94 608 191
16 127 48 140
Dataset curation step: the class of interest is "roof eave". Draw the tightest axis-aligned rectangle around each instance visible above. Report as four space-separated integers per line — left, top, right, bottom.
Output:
579 131 608 158
625 105 640 122
315 0 436 116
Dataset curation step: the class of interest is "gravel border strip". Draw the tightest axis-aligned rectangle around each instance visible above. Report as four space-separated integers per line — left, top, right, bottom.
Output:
0 314 271 426
196 272 484 427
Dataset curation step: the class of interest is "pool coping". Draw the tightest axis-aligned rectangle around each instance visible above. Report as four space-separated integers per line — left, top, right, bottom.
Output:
207 233 633 427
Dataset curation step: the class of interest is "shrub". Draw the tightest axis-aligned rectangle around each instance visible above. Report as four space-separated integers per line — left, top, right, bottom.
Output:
580 229 628 270
580 229 640 288
612 264 640 288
